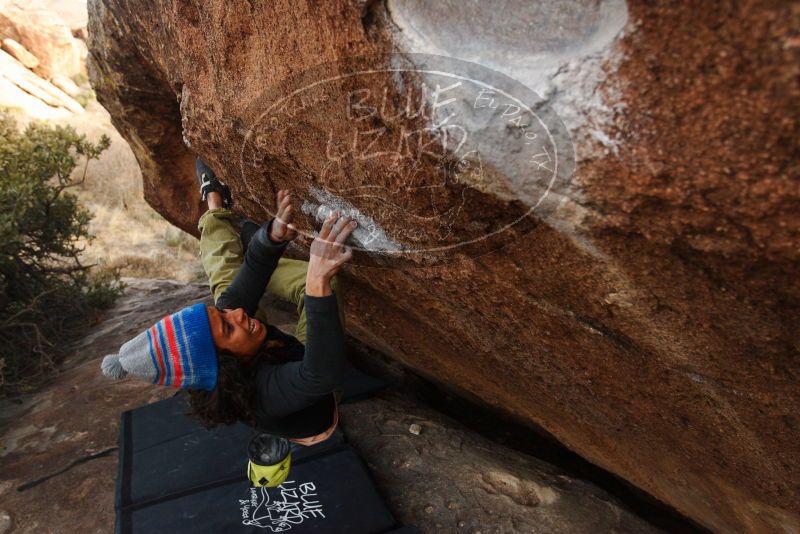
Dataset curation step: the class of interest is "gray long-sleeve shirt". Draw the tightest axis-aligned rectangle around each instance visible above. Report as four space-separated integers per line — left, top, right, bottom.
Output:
216 219 344 438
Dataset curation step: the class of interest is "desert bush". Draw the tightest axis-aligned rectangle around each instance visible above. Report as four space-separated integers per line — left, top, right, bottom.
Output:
0 110 123 396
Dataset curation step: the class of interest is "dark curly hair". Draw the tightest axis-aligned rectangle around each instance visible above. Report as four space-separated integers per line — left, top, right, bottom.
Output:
186 326 297 428
187 350 258 428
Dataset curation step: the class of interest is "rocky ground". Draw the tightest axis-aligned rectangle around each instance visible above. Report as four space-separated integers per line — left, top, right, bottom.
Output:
0 279 668 533
0 280 207 533
341 394 660 534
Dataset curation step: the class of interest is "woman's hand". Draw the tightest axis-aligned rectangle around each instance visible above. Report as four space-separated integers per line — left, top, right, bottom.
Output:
306 211 356 297
269 189 298 243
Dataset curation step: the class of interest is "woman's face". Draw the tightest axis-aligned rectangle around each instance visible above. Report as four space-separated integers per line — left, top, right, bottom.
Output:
206 306 267 358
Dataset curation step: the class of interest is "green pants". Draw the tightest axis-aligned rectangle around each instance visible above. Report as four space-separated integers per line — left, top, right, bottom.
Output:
197 208 343 344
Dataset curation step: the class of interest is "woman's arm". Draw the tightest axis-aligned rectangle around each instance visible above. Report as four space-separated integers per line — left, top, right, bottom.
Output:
257 293 345 415
215 219 287 316
216 190 298 315
257 211 356 416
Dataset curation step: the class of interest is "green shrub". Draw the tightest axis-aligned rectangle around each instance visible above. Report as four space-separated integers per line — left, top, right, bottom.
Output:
0 110 123 396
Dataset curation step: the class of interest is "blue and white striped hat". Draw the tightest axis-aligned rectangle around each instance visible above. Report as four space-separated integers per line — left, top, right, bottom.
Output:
101 303 218 391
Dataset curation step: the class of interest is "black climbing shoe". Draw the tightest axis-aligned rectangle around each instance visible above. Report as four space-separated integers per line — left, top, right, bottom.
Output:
196 157 233 208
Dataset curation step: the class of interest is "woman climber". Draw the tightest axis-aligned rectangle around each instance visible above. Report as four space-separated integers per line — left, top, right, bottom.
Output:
101 158 356 449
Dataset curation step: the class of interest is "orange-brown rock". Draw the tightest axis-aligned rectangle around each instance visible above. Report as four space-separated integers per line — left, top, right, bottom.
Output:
87 1 799 532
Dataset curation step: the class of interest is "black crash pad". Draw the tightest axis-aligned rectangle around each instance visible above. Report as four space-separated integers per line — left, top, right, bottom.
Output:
116 394 343 510
120 445 396 534
117 365 382 458
116 377 405 534
116 364 386 511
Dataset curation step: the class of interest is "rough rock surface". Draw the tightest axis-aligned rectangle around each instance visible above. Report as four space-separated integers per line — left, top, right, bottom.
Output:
340 393 661 534
87 1 799 532
0 279 659 534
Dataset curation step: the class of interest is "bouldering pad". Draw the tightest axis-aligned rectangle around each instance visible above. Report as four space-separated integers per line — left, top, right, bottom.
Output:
120 445 396 533
115 392 408 533
117 394 343 510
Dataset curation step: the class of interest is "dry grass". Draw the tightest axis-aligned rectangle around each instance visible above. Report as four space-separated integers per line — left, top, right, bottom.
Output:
77 202 204 282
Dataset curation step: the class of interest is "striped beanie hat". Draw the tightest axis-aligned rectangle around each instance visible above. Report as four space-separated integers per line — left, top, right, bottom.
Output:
101 303 218 391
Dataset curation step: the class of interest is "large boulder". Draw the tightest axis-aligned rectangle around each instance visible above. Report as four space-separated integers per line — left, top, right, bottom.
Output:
87 1 799 532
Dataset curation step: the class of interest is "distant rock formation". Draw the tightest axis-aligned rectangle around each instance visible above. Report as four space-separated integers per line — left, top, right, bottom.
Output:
0 0 83 79
0 50 83 114
86 1 800 532
0 0 86 119
2 38 39 68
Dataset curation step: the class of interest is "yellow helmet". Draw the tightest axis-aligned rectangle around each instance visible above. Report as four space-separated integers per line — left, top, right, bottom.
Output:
247 434 291 488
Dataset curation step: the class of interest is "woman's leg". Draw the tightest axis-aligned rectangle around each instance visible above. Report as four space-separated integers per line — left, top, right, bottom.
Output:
267 259 345 344
197 207 243 305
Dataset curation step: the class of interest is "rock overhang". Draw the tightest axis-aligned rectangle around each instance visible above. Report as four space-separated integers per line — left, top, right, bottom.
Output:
86 1 800 531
